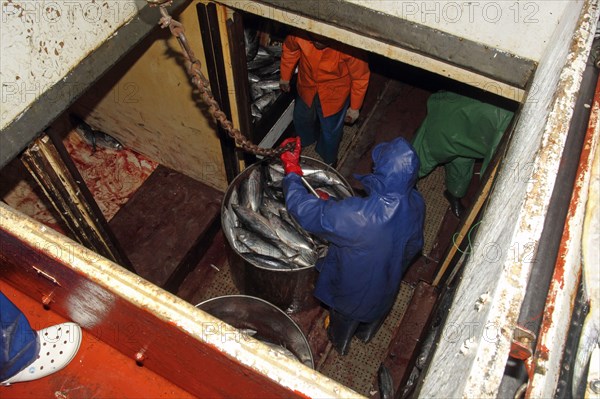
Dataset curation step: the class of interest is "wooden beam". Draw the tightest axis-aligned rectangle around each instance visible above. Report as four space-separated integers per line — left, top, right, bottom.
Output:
162 209 222 294
432 161 499 287
20 133 134 272
197 2 240 183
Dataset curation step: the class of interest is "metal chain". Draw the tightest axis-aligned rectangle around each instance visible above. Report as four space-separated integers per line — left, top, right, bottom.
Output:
148 1 293 157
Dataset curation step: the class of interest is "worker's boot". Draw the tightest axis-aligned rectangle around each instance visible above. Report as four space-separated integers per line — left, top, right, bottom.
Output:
327 310 359 356
444 190 466 219
354 317 385 344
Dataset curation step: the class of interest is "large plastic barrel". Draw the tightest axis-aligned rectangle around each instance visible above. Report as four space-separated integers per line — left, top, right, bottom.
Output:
196 295 314 368
222 156 353 314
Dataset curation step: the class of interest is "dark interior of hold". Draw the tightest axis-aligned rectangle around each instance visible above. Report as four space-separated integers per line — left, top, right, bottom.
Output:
0 11 520 398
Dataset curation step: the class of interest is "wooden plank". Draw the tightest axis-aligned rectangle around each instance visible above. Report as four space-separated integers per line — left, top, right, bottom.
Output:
198 2 240 183
226 11 254 144
162 211 222 294
213 0 526 101
528 73 600 399
108 165 223 287
432 161 499 287
20 134 133 271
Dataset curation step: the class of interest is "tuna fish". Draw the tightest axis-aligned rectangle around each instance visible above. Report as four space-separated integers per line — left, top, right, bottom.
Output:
232 204 280 243
252 80 281 91
239 167 263 212
263 45 282 58
72 115 124 152
250 85 264 102
264 212 313 253
248 73 261 83
252 92 278 112
378 364 394 399
255 63 281 79
259 197 285 219
247 55 274 71
235 227 287 259
244 28 259 61
224 159 352 271
243 253 298 270
262 340 301 362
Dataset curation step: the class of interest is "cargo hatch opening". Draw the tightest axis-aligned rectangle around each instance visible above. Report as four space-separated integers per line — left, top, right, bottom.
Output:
0 1 597 398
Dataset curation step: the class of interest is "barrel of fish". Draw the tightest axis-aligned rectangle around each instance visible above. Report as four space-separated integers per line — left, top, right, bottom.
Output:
222 156 354 314
196 295 314 368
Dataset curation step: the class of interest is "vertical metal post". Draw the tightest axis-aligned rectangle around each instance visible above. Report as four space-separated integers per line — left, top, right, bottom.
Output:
20 133 135 272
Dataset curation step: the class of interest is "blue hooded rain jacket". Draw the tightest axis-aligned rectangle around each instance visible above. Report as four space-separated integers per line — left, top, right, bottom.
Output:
283 137 425 322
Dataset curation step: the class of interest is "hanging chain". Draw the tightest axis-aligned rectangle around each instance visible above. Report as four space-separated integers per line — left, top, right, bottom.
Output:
146 0 293 157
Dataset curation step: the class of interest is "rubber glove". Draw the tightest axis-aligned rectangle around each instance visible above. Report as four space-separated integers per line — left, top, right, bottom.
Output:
279 80 291 93
315 189 330 200
344 108 359 124
280 137 303 175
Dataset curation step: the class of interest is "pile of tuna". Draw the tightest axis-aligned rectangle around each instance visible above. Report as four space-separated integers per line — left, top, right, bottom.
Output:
222 159 353 270
244 28 284 123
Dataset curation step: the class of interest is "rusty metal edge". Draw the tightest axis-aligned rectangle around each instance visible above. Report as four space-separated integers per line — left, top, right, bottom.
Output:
526 71 600 399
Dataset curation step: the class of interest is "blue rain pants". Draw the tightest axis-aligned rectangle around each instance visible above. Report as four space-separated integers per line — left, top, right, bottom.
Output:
293 94 350 165
0 291 39 381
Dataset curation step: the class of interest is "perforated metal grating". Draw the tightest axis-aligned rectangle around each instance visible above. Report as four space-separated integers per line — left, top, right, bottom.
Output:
417 167 447 257
193 264 241 306
318 282 415 396
301 122 360 165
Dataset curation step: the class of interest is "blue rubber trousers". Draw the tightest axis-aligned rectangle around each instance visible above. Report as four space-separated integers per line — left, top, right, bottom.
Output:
293 94 349 165
0 291 39 381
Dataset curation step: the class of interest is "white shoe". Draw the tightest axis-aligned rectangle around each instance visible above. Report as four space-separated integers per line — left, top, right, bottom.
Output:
1 322 82 385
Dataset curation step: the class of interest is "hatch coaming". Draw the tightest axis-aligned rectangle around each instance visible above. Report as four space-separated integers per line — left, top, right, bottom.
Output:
0 201 363 398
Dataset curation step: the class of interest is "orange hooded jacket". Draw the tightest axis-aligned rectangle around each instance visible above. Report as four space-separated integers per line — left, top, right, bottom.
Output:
280 34 370 118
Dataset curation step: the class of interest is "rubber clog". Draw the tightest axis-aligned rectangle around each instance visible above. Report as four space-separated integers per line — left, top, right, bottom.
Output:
1 322 82 385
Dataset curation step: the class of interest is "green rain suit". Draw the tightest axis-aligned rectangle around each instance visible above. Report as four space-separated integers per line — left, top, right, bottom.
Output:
412 91 514 198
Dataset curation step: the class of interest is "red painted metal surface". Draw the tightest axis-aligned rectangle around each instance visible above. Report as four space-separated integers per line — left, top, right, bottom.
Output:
0 281 194 399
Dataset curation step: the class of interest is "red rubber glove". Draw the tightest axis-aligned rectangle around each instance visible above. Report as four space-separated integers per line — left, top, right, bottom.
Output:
316 189 330 200
280 137 303 176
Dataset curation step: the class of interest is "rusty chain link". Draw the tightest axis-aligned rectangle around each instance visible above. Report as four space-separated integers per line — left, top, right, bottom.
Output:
148 1 293 157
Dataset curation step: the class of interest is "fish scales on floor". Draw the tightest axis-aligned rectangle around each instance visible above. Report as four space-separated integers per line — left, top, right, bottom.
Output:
244 28 283 123
223 159 353 271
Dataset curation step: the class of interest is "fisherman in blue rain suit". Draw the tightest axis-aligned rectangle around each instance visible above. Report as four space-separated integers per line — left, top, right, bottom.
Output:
279 136 425 355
